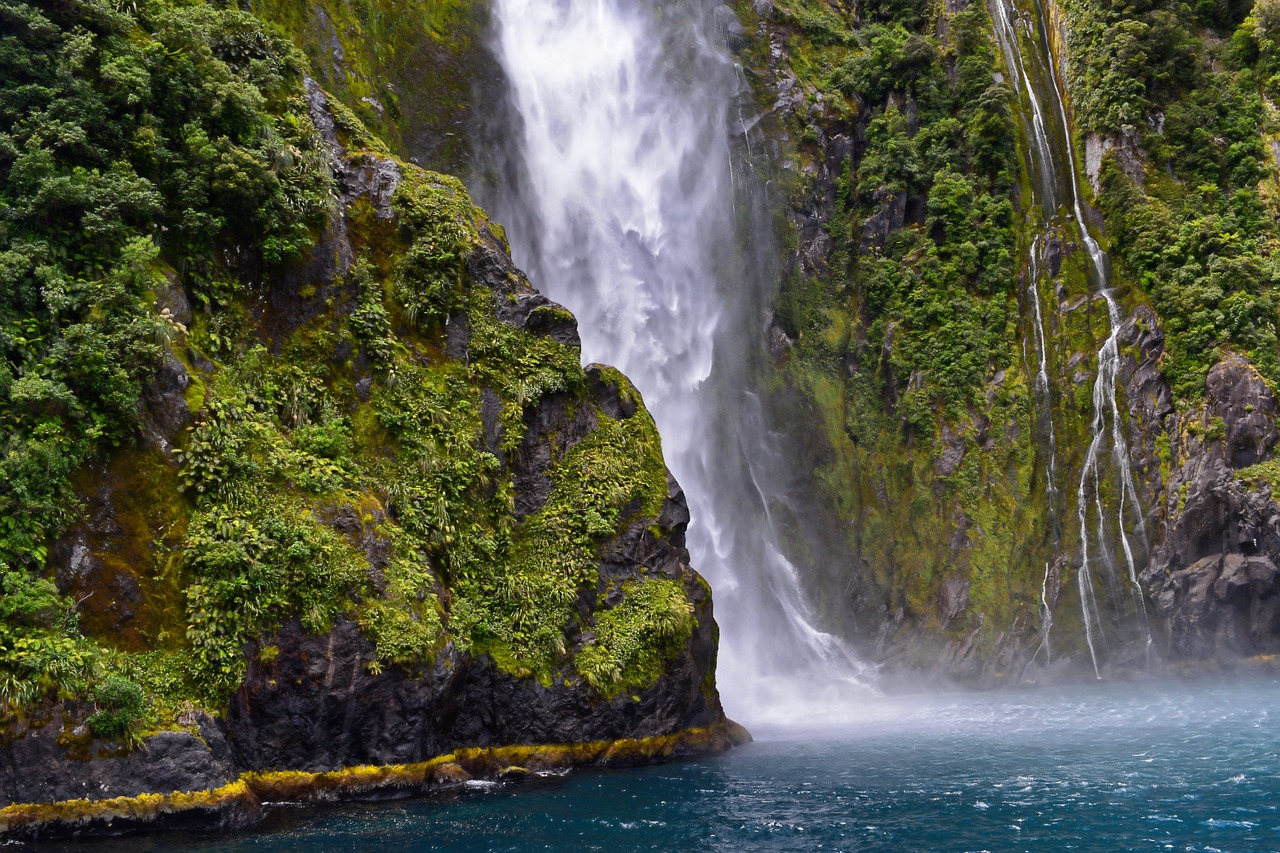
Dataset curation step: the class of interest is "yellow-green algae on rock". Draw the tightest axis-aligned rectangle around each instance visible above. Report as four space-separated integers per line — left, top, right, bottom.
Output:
0 722 750 839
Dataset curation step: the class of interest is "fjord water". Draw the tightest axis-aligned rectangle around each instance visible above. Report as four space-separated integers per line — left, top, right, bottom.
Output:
473 0 873 725
124 675 1280 852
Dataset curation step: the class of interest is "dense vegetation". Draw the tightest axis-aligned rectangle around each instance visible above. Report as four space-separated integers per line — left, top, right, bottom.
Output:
4 0 1277 744
0 0 693 743
0 0 333 716
246 0 488 172
733 0 1045 652
763 0 1020 426
1069 0 1280 396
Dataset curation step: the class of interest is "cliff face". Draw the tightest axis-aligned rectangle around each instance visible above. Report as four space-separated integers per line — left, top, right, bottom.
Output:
245 0 499 175
728 0 1280 680
0 2 740 838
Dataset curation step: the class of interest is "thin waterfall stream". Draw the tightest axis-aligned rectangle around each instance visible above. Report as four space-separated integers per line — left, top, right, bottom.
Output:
477 0 875 725
990 0 1153 674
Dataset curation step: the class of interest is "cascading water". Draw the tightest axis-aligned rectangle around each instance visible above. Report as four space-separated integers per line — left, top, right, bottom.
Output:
991 0 1153 674
1027 235 1058 665
478 0 874 725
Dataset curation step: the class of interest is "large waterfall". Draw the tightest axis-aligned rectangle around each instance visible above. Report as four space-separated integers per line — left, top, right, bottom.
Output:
991 0 1152 674
477 0 874 725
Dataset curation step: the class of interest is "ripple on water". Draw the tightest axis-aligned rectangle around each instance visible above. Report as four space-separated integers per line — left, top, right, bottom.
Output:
59 675 1278 853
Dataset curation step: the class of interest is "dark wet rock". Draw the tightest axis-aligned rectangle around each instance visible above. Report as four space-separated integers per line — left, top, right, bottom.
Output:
939 575 970 626
467 224 582 348
934 424 966 477
510 390 596 521
1044 235 1064 278
767 321 794 361
0 711 234 808
1205 354 1278 469
227 620 465 772
713 4 749 52
479 387 504 457
444 312 471 359
657 472 692 551
227 481 717 771
140 351 191 456
1085 130 1145 193
860 191 907 252
1138 344 1280 661
1117 304 1175 489
1152 553 1280 657
586 363 639 420
154 272 192 327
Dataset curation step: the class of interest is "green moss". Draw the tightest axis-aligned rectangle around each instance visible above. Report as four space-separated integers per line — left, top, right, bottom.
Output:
0 721 749 836
357 556 445 666
576 578 695 696
249 0 488 171
1237 459 1280 501
0 0 702 731
0 779 257 837
450 399 669 682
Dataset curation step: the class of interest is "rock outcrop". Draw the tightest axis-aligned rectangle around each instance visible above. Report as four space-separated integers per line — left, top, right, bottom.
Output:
0 78 744 841
1140 354 1280 660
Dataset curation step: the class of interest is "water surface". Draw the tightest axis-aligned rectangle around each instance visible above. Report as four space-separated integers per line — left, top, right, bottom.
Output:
86 675 1280 852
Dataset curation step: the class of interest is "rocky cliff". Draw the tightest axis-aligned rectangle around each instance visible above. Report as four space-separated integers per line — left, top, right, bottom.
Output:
0 2 742 840
726 0 1280 680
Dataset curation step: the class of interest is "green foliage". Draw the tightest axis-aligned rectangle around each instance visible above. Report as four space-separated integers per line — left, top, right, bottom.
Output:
0 0 697 726
1063 0 1197 135
184 498 364 696
390 172 477 329
86 676 145 740
576 578 695 696
0 569 97 710
0 0 334 711
1092 19 1280 397
769 0 1018 427
248 0 485 170
448 396 668 682
349 259 401 368
1237 458 1280 501
358 556 444 665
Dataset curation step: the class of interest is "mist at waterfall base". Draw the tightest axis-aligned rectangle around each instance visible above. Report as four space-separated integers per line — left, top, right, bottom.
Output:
470 0 873 727
105 676 1280 853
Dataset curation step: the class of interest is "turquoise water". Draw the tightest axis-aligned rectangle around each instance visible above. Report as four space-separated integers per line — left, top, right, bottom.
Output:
73 676 1280 852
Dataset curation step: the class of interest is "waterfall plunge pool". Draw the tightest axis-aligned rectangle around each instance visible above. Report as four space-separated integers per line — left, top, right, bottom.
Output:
67 674 1280 852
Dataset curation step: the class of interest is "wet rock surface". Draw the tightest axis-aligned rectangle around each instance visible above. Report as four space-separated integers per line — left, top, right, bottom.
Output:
0 711 234 808
227 486 720 774
1130 343 1280 660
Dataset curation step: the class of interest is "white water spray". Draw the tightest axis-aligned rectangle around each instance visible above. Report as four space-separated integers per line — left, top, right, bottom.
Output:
483 0 875 726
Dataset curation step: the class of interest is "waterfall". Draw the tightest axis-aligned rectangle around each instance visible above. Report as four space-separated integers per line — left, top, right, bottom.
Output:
478 0 875 726
990 0 1152 674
